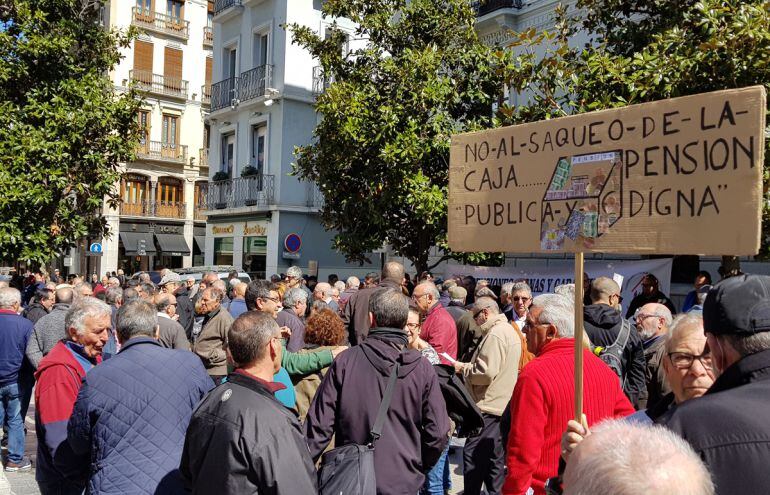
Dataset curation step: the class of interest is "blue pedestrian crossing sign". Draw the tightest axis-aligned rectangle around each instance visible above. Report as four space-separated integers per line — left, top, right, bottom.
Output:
88 242 103 256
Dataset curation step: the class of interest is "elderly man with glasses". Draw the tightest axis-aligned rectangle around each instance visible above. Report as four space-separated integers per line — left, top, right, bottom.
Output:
412 281 457 365
501 281 533 331
634 303 673 410
191 287 234 386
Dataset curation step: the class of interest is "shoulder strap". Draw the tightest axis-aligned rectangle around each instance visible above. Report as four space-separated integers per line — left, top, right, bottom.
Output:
369 359 400 446
610 319 632 352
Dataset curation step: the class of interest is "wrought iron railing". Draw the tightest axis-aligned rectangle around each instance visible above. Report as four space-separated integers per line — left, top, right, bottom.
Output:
131 8 189 38
130 69 189 99
238 65 273 102
207 175 275 209
306 183 324 208
211 77 238 111
312 66 332 95
471 0 523 16
136 140 188 163
119 200 186 219
214 0 242 16
201 84 211 104
203 26 213 46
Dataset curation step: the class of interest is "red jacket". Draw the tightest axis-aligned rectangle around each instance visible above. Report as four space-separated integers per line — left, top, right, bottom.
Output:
503 338 634 495
420 303 457 365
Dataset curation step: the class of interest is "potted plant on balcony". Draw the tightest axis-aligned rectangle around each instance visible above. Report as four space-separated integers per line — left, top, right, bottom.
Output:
241 165 261 206
212 171 230 209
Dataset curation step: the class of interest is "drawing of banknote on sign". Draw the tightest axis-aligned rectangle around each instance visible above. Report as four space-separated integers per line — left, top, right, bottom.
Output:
540 151 622 250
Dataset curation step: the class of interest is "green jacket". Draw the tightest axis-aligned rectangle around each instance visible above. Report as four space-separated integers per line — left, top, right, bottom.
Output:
281 340 333 375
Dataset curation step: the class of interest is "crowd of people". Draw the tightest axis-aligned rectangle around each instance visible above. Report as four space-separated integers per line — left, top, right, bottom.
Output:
0 263 767 495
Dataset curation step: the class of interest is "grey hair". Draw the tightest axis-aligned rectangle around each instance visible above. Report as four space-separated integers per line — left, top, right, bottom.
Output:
722 332 770 358
73 283 92 299
212 279 227 293
563 420 714 495
286 265 303 279
105 287 123 306
0 287 21 308
369 287 409 329
334 281 346 293
116 300 158 342
108 277 120 286
65 297 112 336
651 304 673 327
665 313 704 353
315 282 332 297
228 312 279 365
531 293 575 337
500 282 514 297
283 287 308 308
474 296 500 315
204 286 224 303
346 276 360 288
554 283 575 300
416 281 441 300
511 281 532 296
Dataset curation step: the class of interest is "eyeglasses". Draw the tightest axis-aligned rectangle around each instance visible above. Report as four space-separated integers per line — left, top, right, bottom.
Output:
513 296 530 302
472 308 486 319
668 351 713 370
406 322 420 329
635 313 657 323
261 296 281 304
412 293 428 301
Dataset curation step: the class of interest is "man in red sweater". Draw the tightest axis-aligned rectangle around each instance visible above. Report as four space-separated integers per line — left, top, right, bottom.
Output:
503 293 634 495
413 281 457 365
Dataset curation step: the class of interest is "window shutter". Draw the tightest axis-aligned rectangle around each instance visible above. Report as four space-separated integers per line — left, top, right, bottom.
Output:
133 40 154 80
205 57 212 86
164 47 183 81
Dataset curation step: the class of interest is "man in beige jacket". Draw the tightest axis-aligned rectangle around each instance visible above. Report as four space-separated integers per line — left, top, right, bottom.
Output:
454 296 521 495
192 287 234 386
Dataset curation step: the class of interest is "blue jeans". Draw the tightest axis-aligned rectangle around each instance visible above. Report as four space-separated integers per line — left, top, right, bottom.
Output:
0 382 24 463
422 445 451 495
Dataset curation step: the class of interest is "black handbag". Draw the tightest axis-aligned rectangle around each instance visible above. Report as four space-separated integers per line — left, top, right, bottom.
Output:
317 360 400 495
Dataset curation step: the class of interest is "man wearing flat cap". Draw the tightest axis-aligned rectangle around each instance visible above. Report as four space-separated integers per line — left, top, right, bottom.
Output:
666 274 770 495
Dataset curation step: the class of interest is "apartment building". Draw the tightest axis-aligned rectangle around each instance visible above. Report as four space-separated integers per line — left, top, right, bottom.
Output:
79 0 214 275
203 0 363 280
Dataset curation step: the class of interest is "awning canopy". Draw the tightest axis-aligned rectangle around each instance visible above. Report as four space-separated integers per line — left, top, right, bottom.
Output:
155 233 191 256
119 232 157 256
194 235 206 252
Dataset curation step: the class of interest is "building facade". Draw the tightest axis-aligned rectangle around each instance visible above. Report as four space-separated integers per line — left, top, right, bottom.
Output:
81 0 214 276
203 0 365 280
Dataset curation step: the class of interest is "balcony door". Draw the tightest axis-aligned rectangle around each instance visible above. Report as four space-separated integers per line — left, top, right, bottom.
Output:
163 47 183 93
136 0 152 18
156 177 183 217
251 124 266 175
221 133 235 178
121 174 149 216
161 114 179 159
136 110 151 153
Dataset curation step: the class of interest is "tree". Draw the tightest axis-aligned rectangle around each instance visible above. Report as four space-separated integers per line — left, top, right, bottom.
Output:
289 0 513 273
0 0 141 265
499 0 770 276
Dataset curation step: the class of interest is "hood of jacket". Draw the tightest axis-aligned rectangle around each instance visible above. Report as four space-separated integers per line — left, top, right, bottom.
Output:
34 341 86 381
360 328 424 378
584 303 622 330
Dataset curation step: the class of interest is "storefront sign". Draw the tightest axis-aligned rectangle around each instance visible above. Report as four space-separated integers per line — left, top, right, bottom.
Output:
244 223 267 236
448 86 766 255
150 223 183 234
212 225 235 235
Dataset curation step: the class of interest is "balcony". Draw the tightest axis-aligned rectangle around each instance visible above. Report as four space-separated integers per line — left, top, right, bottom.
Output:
471 0 523 16
119 200 187 219
131 8 189 40
312 66 332 96
307 183 324 209
201 84 211 105
136 140 188 164
199 148 209 168
194 207 207 221
238 65 273 102
130 69 189 99
207 175 275 210
211 77 238 111
214 0 243 20
203 26 213 47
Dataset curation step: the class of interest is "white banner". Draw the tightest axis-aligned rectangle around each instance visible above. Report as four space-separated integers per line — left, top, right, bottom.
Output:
444 258 673 310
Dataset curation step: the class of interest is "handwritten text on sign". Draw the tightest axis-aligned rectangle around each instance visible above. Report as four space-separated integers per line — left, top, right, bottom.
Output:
448 87 767 255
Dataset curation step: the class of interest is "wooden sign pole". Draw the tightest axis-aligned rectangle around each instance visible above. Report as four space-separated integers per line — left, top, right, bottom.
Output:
573 251 585 422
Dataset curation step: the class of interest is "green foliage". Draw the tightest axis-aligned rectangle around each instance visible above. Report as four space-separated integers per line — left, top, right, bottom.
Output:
240 166 259 177
212 171 230 182
288 0 514 272
0 0 141 264
500 0 770 261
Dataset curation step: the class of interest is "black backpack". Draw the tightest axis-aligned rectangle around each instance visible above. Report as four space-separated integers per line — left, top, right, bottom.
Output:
594 319 631 381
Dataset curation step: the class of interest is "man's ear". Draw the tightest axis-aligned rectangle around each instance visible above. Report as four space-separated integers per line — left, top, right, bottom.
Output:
546 324 559 340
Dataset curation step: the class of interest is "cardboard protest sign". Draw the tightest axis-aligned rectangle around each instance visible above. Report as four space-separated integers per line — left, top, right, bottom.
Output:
448 86 767 255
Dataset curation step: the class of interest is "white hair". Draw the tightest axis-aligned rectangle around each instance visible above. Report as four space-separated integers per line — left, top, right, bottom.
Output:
651 304 673 327
416 281 440 299
511 281 532 296
500 282 514 297
554 283 575 300
0 287 21 308
346 276 360 288
531 293 575 337
315 282 332 297
65 297 112 336
334 280 346 293
563 420 714 495
283 287 308 307
665 313 703 353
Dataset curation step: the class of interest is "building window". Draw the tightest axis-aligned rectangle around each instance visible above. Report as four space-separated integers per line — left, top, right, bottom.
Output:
253 32 269 67
166 0 183 20
243 236 266 278
136 0 151 14
121 174 149 216
136 110 151 149
214 237 233 265
157 177 182 204
225 47 237 79
251 124 266 174
221 133 235 177
162 114 178 147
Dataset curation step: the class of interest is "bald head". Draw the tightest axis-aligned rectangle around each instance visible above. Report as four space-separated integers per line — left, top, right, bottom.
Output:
563 420 713 495
637 302 673 340
381 261 405 284
56 287 74 305
589 277 621 305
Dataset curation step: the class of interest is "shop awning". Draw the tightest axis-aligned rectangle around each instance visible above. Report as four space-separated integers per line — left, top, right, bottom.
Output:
194 235 206 252
119 232 157 256
155 233 191 256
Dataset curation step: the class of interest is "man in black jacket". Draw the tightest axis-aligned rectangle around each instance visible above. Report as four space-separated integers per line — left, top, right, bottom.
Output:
584 277 646 408
159 272 193 341
666 274 770 495
180 311 316 494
